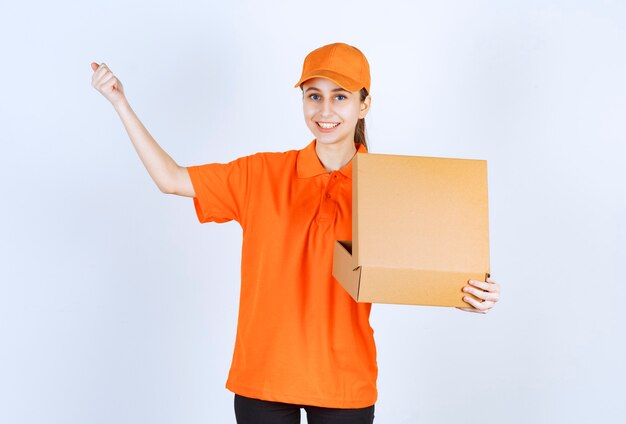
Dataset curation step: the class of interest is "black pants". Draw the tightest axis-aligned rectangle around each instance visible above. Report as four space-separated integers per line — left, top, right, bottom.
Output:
234 394 375 424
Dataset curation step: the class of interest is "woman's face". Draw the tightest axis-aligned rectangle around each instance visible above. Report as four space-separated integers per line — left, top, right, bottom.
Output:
301 77 370 147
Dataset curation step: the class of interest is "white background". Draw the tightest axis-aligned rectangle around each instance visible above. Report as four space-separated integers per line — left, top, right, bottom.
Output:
1 0 625 423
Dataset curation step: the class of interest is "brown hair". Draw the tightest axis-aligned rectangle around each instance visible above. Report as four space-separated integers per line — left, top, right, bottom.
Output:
354 88 369 150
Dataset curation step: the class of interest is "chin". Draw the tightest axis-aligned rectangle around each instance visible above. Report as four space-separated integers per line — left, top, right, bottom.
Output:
314 133 352 146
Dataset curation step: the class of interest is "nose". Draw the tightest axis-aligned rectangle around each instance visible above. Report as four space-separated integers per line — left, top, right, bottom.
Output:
320 98 333 117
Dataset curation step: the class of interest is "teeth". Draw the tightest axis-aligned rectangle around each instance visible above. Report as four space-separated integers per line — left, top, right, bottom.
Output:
318 122 339 129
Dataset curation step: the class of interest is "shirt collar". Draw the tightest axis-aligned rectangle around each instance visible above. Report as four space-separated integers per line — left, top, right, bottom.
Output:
296 139 368 179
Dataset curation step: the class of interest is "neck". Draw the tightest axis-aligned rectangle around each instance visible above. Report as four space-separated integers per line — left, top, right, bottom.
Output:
315 140 357 172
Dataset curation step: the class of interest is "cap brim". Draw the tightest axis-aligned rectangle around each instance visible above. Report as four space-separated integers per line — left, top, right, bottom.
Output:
293 69 363 92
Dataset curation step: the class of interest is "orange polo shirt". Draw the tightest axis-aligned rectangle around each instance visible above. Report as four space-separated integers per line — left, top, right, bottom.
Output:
186 139 377 408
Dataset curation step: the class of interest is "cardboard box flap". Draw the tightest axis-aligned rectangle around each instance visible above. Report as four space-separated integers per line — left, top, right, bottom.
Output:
352 153 489 274
332 240 362 300
357 265 489 306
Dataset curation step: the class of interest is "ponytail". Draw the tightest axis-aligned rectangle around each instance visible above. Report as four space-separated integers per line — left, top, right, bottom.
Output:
354 88 369 150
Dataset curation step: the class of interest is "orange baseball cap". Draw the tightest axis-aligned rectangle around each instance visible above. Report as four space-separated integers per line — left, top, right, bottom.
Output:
294 42 371 93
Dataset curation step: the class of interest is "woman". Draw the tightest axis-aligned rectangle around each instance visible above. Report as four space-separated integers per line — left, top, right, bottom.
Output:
91 42 500 424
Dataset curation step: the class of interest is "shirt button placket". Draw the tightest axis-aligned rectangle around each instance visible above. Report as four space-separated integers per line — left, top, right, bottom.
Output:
318 172 339 222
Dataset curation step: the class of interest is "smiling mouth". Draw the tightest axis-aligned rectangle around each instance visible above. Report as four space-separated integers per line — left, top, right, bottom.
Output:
317 122 340 129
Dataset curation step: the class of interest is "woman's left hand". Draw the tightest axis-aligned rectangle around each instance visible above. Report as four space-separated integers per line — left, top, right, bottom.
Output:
456 277 501 314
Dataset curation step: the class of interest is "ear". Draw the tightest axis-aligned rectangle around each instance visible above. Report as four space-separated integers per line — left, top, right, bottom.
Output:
358 95 372 119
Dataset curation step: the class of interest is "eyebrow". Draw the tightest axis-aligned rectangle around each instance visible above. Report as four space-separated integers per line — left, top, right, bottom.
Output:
304 86 350 94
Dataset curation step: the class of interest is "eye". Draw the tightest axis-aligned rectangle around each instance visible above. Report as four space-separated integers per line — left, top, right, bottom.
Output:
336 95 347 101
308 94 321 101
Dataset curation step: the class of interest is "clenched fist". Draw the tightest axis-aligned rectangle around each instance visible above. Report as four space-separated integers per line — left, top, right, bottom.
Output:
91 62 126 106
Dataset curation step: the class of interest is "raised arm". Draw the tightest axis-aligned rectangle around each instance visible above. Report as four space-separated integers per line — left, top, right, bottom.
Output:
90 62 195 197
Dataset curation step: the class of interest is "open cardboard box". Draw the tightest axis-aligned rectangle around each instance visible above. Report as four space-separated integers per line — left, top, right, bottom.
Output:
332 152 490 307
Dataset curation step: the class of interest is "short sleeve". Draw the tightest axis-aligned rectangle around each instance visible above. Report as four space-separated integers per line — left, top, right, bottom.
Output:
186 155 251 224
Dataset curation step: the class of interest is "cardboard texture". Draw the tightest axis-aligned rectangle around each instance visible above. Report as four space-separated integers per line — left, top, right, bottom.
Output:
332 152 490 307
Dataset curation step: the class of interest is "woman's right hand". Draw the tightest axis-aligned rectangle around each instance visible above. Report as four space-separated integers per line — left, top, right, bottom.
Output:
91 62 126 106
